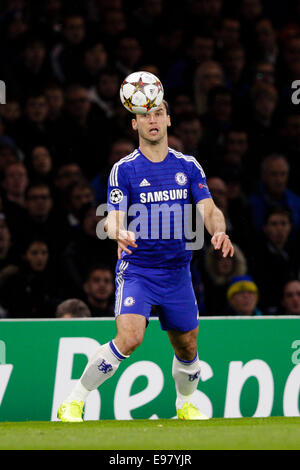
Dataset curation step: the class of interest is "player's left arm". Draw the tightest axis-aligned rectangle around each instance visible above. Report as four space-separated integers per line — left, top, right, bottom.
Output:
189 157 234 257
197 198 234 258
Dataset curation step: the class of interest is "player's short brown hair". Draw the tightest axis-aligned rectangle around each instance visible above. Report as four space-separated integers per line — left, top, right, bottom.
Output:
135 99 169 118
162 99 170 115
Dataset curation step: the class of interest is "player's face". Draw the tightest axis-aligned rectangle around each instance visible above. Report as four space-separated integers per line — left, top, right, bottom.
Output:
132 104 171 144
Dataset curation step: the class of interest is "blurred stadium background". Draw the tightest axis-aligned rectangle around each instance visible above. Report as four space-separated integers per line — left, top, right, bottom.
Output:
0 0 300 432
0 0 300 319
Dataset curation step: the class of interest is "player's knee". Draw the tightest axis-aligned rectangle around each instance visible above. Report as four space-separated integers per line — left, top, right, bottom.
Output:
115 332 144 356
175 342 197 362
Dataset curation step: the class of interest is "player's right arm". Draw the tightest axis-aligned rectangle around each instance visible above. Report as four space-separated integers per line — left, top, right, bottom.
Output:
106 159 137 259
105 210 137 259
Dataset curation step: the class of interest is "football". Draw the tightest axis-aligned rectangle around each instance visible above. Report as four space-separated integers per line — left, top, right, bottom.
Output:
120 71 164 114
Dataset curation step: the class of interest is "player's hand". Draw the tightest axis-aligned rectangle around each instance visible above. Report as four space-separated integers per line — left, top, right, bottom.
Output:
211 232 234 258
117 230 138 259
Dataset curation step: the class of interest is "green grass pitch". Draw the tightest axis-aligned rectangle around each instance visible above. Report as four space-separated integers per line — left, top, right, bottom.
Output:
0 417 300 450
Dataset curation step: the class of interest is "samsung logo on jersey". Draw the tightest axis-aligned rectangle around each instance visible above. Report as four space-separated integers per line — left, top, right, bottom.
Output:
140 189 188 203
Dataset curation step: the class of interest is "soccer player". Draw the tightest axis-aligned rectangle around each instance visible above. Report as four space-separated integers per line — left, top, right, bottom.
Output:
57 100 234 422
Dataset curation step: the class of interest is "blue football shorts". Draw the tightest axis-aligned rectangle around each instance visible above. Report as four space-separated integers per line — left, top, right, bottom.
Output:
114 260 199 332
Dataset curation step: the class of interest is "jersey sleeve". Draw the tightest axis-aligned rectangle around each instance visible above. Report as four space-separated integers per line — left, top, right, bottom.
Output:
189 159 211 204
107 163 130 213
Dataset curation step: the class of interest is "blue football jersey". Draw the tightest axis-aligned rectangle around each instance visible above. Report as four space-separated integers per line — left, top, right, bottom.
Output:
107 147 211 268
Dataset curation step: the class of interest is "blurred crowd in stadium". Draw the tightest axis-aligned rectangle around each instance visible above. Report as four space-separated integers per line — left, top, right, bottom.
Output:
0 0 300 319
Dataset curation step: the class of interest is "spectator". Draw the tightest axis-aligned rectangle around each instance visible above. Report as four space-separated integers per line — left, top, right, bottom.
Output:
170 94 196 118
0 98 22 125
252 17 279 65
278 111 300 195
24 182 53 225
130 0 163 38
13 35 55 98
28 145 53 183
221 126 249 167
163 34 215 94
185 0 224 33
249 154 300 235
201 86 233 147
0 142 19 177
1 161 28 207
83 265 115 317
51 13 86 83
154 25 185 75
282 35 300 80
226 275 262 316
193 60 224 115
35 0 64 46
91 138 135 204
246 81 279 159
63 180 95 229
214 17 241 53
43 82 65 123
78 39 108 87
252 61 276 86
168 134 184 153
54 162 83 195
55 298 91 318
249 207 299 314
0 238 59 318
22 182 70 255
88 68 120 119
221 44 248 99
1 161 29 246
114 34 143 77
173 112 203 158
281 280 300 315
9 92 54 155
214 126 254 193
61 83 112 177
192 243 247 315
240 0 263 24
0 213 18 288
60 202 117 297
206 176 253 253
101 8 127 47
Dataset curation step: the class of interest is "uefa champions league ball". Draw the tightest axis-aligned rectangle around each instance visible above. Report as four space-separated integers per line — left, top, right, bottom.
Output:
120 71 164 115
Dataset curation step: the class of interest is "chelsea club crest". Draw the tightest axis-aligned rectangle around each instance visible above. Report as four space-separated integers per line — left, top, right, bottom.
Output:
175 172 187 186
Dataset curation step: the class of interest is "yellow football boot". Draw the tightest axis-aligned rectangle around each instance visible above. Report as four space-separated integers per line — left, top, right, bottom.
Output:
57 401 84 422
177 402 209 420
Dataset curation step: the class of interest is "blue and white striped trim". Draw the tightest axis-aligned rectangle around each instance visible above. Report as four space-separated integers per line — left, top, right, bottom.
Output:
109 340 129 361
109 149 140 186
168 147 206 178
175 352 199 365
115 261 129 317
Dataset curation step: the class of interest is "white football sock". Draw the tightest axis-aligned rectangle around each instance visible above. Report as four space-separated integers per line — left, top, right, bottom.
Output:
65 340 129 403
65 379 90 403
172 353 201 409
